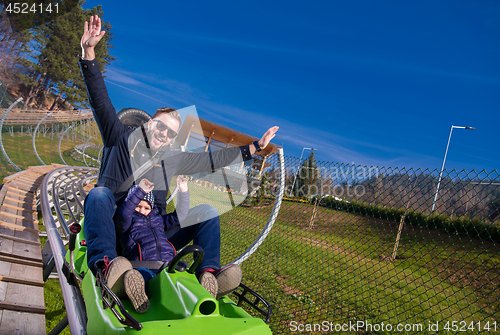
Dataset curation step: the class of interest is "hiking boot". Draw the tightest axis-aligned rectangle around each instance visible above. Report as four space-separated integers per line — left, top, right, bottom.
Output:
102 256 133 298
199 270 218 299
213 264 242 299
123 269 150 313
199 264 242 299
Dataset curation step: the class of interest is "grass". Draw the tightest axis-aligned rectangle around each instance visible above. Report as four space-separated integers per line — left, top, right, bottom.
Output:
38 190 499 334
44 279 71 335
220 200 500 334
0 130 100 181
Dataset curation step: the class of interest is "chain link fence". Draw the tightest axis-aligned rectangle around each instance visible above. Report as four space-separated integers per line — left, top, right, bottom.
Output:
218 153 499 334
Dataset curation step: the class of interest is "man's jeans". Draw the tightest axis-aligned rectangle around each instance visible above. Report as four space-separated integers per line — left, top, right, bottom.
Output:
165 204 221 273
84 186 221 275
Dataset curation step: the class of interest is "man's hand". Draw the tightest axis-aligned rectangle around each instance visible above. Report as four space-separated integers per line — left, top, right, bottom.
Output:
250 126 279 154
177 175 189 193
81 15 106 60
138 179 155 193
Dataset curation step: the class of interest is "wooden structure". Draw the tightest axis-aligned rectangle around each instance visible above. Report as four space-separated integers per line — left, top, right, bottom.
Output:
0 109 94 125
0 164 65 334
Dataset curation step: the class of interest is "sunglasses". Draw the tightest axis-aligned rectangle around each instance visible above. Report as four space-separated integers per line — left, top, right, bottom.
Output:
152 119 178 138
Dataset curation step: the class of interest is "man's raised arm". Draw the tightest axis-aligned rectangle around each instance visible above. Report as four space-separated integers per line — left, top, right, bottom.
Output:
249 126 279 156
81 15 106 61
172 125 280 177
79 15 123 147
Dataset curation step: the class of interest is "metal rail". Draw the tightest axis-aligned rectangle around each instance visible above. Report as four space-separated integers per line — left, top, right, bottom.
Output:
58 125 74 165
82 137 92 167
33 112 53 165
40 166 98 335
0 97 23 171
232 148 285 264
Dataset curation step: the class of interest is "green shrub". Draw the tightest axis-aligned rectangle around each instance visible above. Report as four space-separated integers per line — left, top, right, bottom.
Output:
316 196 500 243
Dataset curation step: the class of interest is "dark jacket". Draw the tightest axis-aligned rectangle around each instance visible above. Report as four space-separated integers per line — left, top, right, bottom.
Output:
79 59 253 210
115 185 190 261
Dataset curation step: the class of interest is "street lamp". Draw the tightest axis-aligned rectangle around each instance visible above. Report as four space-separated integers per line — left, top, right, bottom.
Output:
431 125 475 212
289 147 316 197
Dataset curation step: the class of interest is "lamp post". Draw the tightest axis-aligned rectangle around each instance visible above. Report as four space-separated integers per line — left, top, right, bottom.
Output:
431 125 475 212
289 147 316 197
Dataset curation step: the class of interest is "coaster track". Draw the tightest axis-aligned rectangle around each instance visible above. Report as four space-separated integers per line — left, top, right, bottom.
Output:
40 166 98 334
0 99 99 172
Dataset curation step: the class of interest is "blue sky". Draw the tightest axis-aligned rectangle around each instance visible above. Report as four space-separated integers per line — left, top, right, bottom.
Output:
82 0 500 174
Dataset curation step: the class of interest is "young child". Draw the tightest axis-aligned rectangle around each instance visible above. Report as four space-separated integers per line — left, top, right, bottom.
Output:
112 176 190 313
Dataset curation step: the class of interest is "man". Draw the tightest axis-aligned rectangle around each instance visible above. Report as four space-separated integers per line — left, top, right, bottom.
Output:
80 15 279 300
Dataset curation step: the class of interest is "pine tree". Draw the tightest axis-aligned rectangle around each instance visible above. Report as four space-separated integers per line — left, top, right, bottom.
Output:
0 5 36 87
1 0 115 109
296 151 319 198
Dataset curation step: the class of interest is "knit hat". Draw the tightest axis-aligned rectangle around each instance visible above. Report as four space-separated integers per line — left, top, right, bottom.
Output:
128 185 155 207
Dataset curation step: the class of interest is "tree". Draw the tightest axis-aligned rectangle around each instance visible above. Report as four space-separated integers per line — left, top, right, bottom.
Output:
253 173 268 205
296 151 319 198
1 0 115 109
43 4 115 110
0 6 35 86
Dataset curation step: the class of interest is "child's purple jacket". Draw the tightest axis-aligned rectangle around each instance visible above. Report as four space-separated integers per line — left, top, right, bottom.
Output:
115 186 189 262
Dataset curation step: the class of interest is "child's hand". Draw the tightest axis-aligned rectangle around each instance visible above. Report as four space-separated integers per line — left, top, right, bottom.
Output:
139 179 154 193
177 175 189 193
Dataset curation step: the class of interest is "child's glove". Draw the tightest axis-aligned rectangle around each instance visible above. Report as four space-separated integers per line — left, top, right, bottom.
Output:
177 175 189 193
139 178 154 193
